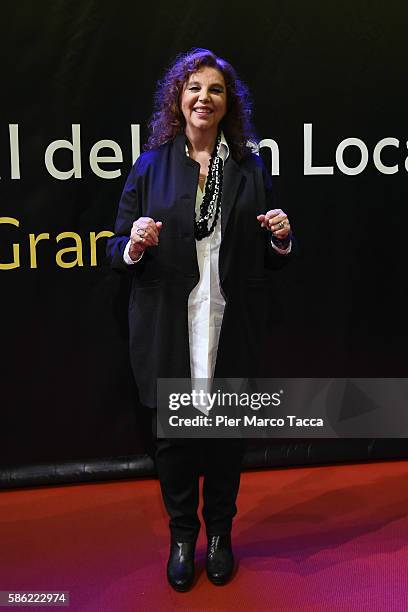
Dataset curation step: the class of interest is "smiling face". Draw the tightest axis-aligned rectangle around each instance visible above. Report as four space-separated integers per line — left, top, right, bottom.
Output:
180 66 227 139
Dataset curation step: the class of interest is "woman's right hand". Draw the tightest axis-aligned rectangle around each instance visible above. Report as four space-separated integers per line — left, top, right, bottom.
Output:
129 217 163 260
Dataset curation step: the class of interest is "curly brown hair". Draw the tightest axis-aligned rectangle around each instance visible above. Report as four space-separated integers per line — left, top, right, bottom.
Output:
145 48 256 161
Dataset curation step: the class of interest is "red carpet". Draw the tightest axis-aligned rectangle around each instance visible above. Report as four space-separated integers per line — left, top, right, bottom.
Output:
1 461 408 611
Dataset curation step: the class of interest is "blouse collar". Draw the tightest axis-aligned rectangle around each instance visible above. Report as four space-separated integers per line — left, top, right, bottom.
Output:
185 131 230 162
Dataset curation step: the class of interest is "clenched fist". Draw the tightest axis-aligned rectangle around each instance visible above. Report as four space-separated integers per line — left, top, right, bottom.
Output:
129 217 163 261
257 209 291 240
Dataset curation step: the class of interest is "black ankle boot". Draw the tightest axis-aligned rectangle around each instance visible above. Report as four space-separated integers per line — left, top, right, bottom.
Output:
206 534 234 585
167 541 196 592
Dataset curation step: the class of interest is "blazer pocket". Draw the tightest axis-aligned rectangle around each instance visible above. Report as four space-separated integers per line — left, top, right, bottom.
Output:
246 277 266 288
132 278 161 289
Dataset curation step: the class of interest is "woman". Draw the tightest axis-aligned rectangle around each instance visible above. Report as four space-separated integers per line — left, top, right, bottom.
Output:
108 48 292 591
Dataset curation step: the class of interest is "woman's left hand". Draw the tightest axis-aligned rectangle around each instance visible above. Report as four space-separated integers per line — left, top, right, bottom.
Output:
257 209 291 240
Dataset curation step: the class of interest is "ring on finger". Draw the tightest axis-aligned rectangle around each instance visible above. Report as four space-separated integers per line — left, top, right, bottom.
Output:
136 227 146 237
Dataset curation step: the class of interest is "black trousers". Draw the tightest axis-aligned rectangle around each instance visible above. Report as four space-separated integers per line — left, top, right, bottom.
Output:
154 431 246 542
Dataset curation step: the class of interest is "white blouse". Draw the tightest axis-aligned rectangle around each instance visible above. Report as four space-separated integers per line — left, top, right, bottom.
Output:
186 137 228 386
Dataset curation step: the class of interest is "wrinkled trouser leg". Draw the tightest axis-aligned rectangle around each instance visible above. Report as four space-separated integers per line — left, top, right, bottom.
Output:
155 433 245 541
155 437 201 542
201 438 246 536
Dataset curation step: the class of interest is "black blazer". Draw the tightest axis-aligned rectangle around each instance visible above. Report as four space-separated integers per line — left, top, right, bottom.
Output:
107 134 292 408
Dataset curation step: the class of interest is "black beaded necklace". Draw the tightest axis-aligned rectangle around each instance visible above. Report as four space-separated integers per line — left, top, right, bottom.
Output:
194 132 224 240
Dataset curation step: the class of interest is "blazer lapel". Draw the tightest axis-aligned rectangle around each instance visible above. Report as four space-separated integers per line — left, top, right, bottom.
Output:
221 157 244 237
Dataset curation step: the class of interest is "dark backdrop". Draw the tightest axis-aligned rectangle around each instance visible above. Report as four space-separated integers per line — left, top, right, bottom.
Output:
1 0 407 467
